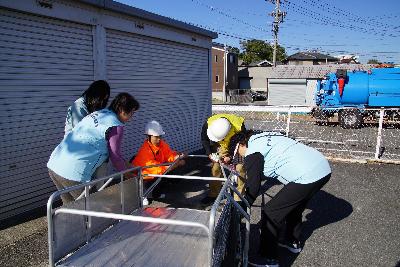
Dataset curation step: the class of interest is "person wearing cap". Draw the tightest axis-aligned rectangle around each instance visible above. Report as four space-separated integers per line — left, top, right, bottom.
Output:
229 130 331 267
132 121 186 203
200 113 246 205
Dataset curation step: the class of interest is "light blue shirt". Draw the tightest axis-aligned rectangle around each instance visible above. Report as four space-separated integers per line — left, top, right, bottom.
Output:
245 132 331 184
64 97 89 135
48 109 123 182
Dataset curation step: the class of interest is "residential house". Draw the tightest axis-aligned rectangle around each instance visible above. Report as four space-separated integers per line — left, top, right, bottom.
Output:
285 51 339 65
212 43 238 101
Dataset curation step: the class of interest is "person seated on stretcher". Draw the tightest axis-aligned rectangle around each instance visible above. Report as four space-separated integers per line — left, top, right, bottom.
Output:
132 120 186 204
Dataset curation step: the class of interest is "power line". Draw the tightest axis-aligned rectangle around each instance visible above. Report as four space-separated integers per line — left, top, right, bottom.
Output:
282 0 400 38
190 0 269 33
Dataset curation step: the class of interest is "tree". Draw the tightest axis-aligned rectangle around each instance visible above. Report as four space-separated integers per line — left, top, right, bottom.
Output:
227 46 240 54
239 39 286 65
367 59 381 64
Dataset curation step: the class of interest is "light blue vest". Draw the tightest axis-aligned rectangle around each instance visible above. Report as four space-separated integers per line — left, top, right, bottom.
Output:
64 97 89 135
48 109 123 182
245 132 331 184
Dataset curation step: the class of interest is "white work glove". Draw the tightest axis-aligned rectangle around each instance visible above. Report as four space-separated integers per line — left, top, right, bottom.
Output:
209 153 219 162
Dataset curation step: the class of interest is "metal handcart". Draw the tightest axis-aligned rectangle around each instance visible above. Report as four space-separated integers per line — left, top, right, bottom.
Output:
47 155 250 266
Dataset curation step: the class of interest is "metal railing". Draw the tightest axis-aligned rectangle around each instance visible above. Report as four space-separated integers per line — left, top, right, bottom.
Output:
47 155 251 267
213 105 400 163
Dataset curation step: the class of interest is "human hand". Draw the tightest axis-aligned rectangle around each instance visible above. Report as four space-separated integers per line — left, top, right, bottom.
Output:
222 156 231 163
209 153 219 162
179 152 188 159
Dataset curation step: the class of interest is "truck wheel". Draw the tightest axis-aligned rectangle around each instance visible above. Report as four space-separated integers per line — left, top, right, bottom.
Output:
339 109 363 129
312 108 329 125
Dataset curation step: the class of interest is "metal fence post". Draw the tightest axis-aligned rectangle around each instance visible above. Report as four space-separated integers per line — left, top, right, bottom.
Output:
85 185 91 243
286 107 291 137
120 173 125 214
375 108 385 159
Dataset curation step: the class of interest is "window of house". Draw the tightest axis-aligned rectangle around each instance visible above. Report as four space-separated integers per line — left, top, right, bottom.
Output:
215 55 218 62
215 75 219 83
229 54 235 64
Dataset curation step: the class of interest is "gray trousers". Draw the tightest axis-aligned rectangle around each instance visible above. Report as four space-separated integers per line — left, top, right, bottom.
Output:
48 161 109 204
48 169 81 204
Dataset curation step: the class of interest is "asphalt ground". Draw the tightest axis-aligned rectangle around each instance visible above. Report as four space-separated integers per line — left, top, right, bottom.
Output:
1 158 399 267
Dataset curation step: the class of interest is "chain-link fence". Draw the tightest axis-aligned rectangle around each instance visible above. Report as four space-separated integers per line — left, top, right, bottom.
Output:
213 105 400 162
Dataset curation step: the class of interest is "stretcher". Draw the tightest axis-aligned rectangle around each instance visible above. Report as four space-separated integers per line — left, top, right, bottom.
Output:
47 155 250 267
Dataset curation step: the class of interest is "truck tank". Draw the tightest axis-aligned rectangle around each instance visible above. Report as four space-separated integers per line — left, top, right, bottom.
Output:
314 68 400 129
368 68 400 107
316 68 400 108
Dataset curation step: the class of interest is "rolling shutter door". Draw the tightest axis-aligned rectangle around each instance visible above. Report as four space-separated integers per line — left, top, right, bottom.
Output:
0 8 94 220
268 79 307 106
305 79 317 106
106 29 210 159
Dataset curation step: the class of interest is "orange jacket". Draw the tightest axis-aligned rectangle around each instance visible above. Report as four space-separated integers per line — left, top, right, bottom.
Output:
132 139 178 180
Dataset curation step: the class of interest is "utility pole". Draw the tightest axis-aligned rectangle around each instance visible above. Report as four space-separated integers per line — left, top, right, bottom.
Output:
269 0 286 67
223 44 227 102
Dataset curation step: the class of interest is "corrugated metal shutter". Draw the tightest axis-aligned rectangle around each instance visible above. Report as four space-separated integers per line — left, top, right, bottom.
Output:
306 79 317 106
267 79 307 106
0 8 94 220
106 29 210 159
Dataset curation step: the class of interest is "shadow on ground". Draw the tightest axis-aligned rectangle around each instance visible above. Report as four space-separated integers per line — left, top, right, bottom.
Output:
249 189 353 267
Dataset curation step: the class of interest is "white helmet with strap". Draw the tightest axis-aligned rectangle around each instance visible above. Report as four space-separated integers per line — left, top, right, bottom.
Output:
207 117 231 142
145 120 165 136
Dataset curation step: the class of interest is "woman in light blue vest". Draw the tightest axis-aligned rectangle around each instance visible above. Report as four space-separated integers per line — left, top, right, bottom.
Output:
64 80 111 135
48 93 140 204
64 80 111 183
229 130 331 267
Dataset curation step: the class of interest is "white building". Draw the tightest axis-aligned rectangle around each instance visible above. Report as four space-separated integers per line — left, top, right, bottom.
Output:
0 0 217 221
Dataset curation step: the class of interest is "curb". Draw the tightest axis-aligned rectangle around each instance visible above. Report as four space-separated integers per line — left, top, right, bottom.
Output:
326 156 400 165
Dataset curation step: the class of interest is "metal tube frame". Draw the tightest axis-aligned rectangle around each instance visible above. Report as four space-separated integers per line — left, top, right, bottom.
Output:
375 108 385 159
47 155 251 267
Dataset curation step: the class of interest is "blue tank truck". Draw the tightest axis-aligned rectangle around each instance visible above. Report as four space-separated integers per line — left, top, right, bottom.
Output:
312 68 400 128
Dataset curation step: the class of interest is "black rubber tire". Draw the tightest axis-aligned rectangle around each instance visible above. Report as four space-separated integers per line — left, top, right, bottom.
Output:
338 109 363 129
312 108 329 125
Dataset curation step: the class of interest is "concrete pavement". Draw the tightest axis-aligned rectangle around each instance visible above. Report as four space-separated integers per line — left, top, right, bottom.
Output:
1 159 399 267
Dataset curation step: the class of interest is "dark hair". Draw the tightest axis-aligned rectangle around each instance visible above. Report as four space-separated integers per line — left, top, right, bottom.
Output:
109 92 140 114
83 80 111 113
228 130 254 156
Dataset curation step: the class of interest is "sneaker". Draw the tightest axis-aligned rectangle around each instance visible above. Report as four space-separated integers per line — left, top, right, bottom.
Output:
248 256 279 267
278 240 302 253
142 197 149 206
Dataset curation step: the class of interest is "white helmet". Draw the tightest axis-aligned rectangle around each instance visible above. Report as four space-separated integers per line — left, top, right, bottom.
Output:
207 118 231 142
145 120 165 136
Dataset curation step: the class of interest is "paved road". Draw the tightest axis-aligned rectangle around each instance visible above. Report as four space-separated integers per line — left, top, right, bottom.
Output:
1 158 399 267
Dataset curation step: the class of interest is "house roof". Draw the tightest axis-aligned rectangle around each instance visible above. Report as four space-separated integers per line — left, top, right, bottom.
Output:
265 64 373 79
248 60 273 67
286 52 338 61
239 64 374 79
78 0 218 39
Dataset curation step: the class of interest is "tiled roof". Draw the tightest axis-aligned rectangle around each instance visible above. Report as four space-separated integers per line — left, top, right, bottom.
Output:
286 52 338 61
264 64 374 79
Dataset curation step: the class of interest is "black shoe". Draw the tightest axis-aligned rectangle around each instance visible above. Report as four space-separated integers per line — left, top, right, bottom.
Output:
200 196 216 206
248 255 279 267
278 239 302 253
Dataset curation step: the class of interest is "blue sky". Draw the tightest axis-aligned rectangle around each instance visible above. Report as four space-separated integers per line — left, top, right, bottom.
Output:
115 0 400 64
